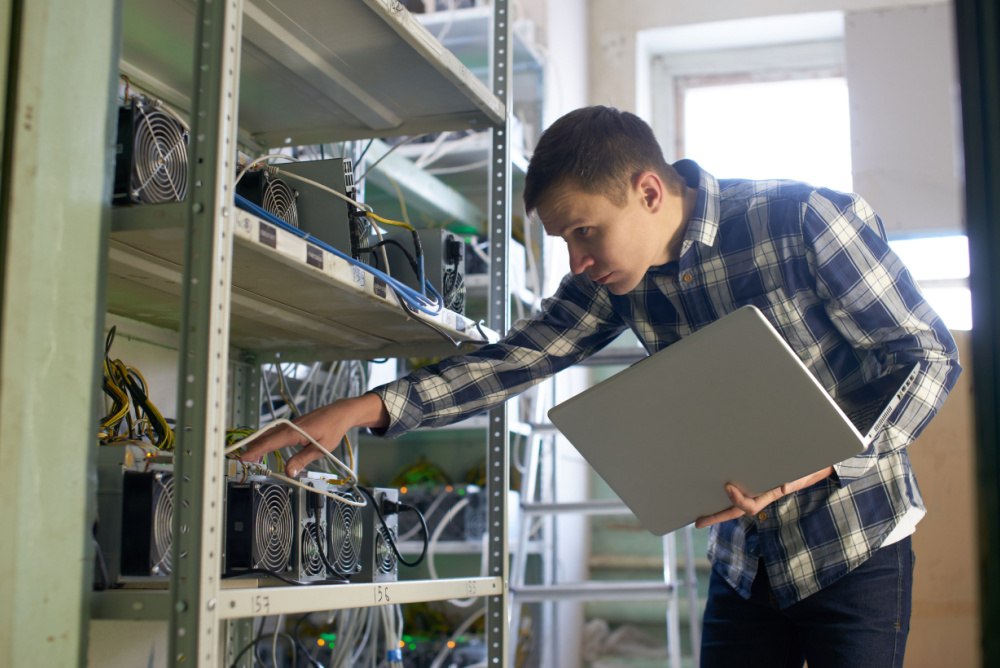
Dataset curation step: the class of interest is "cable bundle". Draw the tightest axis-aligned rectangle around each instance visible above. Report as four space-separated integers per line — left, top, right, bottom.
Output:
98 326 174 449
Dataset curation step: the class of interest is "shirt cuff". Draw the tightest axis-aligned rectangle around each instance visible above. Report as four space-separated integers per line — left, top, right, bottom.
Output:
369 379 425 439
832 448 877 486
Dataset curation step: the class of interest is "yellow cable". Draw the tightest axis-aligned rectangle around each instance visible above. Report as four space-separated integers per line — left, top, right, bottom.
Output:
366 211 416 232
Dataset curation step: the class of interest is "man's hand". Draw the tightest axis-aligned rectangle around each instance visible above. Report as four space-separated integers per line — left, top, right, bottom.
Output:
694 466 835 529
237 394 389 477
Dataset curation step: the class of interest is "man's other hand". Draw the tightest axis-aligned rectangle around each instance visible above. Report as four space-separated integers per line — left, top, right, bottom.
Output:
694 466 835 529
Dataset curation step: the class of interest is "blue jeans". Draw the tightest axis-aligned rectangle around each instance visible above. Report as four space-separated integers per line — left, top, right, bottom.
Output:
701 536 913 668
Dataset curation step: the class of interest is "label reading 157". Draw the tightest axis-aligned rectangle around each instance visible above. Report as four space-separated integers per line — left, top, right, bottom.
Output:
252 594 270 615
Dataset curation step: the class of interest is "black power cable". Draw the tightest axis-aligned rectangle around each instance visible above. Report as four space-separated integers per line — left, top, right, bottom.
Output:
358 486 429 568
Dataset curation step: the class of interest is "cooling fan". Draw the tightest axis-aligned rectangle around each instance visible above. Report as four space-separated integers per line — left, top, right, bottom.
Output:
120 470 174 577
224 480 296 577
295 481 330 581
375 524 398 577
236 169 299 227
328 489 364 578
300 521 327 579
114 96 189 204
356 487 399 583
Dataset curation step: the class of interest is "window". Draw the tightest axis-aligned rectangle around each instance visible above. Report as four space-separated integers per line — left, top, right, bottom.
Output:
888 235 971 330
680 74 853 191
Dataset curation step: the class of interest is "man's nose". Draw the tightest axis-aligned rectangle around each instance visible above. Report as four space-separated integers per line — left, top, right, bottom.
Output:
568 246 594 275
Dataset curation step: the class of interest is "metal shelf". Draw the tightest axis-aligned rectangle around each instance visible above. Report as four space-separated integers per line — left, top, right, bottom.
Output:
107 204 497 360
120 0 505 147
416 5 543 121
399 540 541 555
91 577 502 620
94 1 514 664
381 132 529 215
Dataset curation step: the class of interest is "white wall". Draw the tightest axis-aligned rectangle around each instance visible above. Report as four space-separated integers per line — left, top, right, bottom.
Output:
845 4 963 236
587 0 962 238
588 0 949 108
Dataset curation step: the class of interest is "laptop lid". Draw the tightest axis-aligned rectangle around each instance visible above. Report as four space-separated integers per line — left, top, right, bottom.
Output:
547 305 912 535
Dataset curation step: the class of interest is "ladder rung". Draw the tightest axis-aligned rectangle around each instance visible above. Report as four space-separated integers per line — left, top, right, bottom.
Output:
511 581 676 602
521 500 631 516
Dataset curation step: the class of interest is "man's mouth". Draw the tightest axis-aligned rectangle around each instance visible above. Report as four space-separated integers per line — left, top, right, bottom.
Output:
593 272 612 285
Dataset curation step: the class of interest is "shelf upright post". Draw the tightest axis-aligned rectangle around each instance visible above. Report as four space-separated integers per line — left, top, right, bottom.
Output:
487 0 513 665
168 0 244 664
0 0 119 665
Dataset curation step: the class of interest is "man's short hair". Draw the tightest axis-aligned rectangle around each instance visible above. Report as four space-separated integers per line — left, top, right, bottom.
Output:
523 106 683 214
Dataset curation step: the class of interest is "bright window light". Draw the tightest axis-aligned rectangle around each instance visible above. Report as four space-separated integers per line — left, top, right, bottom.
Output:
920 286 972 331
888 235 969 282
683 77 853 192
888 235 971 331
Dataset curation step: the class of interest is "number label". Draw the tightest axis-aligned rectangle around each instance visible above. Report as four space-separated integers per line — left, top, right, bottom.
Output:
252 594 270 615
375 584 391 604
466 580 478 597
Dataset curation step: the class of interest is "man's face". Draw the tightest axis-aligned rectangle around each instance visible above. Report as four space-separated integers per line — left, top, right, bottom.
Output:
537 180 667 295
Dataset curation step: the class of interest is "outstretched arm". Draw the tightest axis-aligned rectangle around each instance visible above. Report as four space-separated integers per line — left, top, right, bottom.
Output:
238 393 388 476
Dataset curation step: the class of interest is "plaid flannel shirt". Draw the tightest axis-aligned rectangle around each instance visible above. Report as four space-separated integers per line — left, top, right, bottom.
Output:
373 160 961 607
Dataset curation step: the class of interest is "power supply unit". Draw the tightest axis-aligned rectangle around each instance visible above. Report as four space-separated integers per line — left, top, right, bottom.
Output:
224 478 296 579
296 479 330 582
355 487 399 583
120 469 175 578
235 169 299 228
94 443 174 587
400 484 522 544
326 487 365 580
113 95 188 205
400 484 481 542
276 158 370 259
383 228 466 314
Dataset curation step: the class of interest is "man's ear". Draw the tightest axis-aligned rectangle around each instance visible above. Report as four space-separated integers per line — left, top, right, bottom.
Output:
634 171 665 212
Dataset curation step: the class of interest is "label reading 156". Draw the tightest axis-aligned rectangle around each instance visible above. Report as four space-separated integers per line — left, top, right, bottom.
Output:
375 584 391 604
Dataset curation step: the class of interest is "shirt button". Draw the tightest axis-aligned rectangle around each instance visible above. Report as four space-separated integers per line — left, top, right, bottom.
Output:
681 273 693 283
757 511 768 521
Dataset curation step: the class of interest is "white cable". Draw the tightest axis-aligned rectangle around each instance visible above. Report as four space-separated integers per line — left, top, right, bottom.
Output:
271 614 283 665
224 419 366 507
425 496 484 608
235 152 297 186
235 153 374 214
274 166 372 212
398 488 449 541
428 608 486 668
426 159 491 175
413 130 452 169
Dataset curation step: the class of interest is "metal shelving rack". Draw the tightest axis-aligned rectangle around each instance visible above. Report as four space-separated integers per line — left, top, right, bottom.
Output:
85 0 514 665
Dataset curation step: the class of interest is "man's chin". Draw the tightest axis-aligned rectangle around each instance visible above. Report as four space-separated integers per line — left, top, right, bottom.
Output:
605 277 639 295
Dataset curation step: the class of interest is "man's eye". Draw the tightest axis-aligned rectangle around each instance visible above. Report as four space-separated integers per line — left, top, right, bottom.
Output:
575 227 591 237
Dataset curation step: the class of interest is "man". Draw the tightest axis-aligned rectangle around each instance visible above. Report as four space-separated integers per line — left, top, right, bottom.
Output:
241 106 961 666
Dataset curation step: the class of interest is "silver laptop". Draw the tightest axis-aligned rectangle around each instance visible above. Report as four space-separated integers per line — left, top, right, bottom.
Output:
547 305 919 536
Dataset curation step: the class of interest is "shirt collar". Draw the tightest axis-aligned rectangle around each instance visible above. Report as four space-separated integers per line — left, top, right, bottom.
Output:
673 159 720 253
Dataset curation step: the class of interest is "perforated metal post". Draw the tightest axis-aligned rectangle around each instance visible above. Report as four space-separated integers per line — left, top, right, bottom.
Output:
486 0 513 665
168 0 243 664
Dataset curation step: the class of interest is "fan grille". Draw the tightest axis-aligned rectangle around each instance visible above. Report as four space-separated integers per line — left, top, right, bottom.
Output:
330 493 363 575
375 525 397 575
132 99 188 203
300 522 326 578
263 175 298 227
252 484 294 571
151 472 173 575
